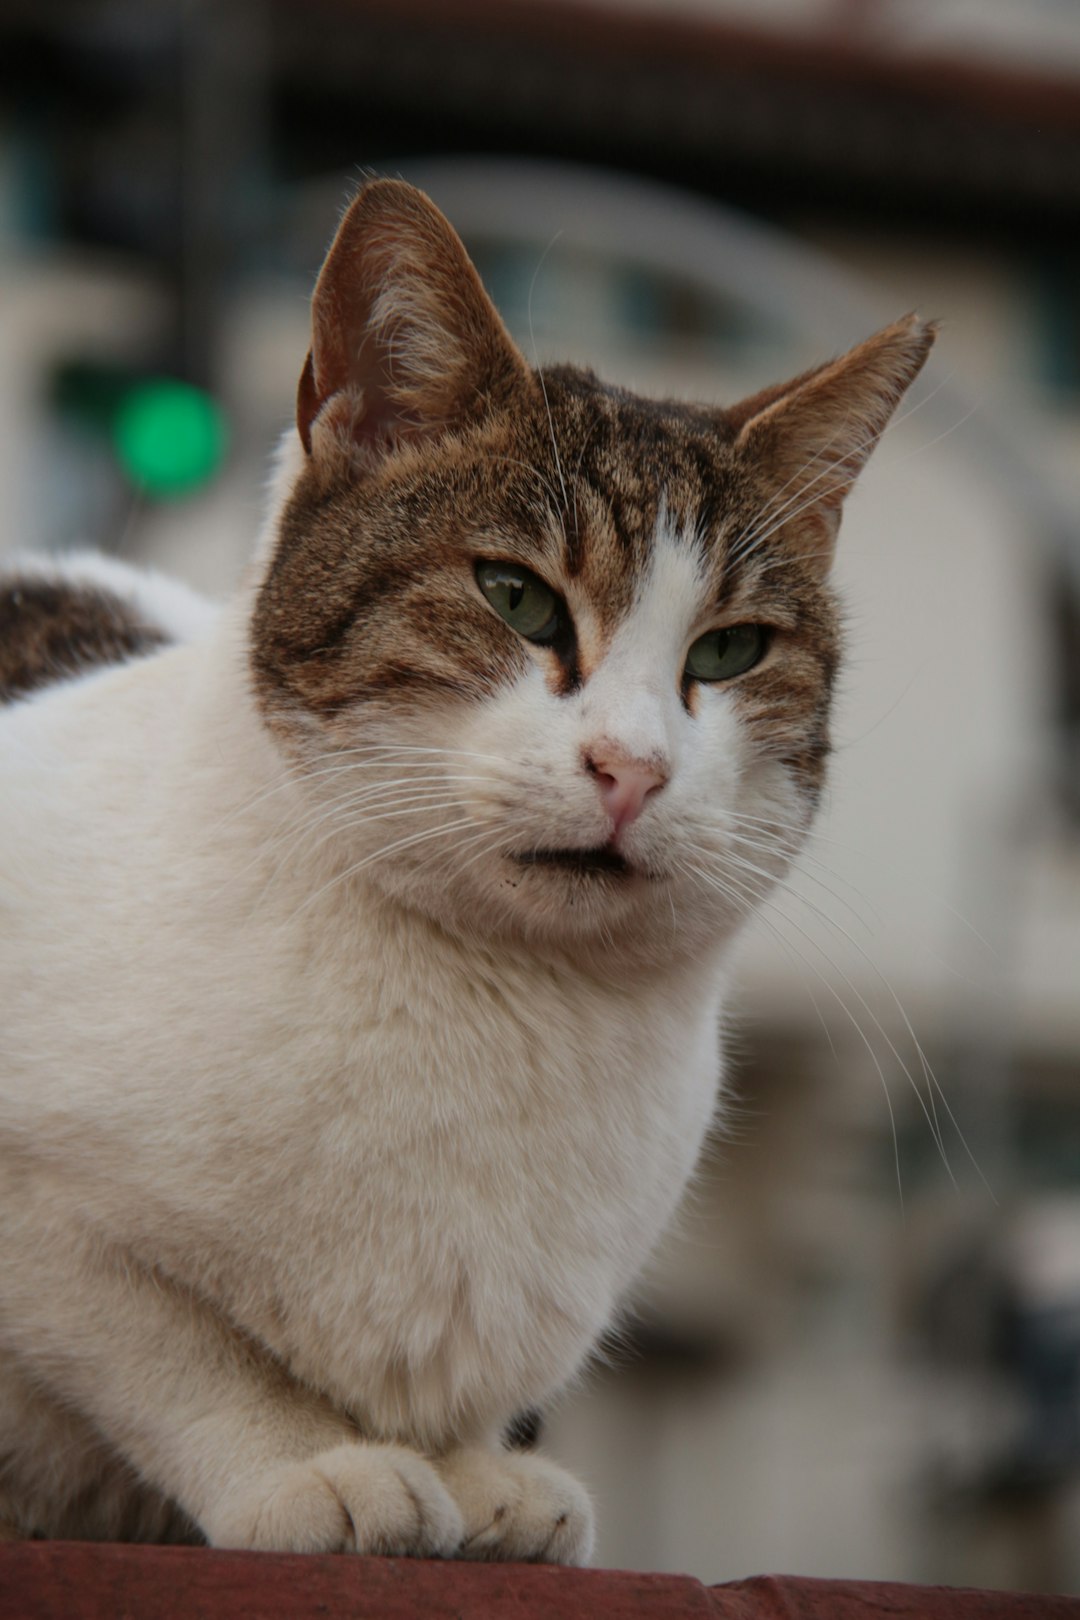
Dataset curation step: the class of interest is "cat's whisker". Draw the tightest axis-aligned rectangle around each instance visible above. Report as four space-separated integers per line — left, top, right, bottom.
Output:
299 778 498 850
716 852 942 1144
725 385 945 570
292 770 477 819
718 818 844 885
720 807 851 855
680 858 907 1208
739 403 972 579
723 808 998 956
738 366 958 563
526 230 569 515
315 797 485 850
748 855 990 1199
679 854 842 1068
291 814 483 921
726 421 857 566
222 768 489 904
569 414 603 552
868 403 980 474
727 431 883 565
214 774 490 893
726 375 947 568
712 824 996 1150
209 746 505 838
690 851 898 1081
304 743 510 768
452 825 510 866
395 820 501 888
485 454 563 512
750 836 883 934
309 775 492 818
536 365 569 516
217 752 432 829
698 830 879 938
697 850 966 1191
258 788 491 900
726 396 914 565
433 825 513 882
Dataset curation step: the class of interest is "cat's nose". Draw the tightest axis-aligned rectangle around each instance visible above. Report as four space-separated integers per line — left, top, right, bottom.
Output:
585 746 668 836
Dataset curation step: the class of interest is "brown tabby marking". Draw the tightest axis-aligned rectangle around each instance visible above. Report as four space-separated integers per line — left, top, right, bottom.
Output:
0 577 170 706
251 177 933 829
253 362 841 804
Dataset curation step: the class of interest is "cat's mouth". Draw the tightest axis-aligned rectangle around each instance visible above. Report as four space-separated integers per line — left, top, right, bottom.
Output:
514 845 632 879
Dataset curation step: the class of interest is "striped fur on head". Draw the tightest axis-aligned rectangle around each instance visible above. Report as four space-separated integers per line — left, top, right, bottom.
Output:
251 180 934 955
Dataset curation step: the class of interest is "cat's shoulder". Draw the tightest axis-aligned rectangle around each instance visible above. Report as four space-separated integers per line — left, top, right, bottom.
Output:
0 551 217 707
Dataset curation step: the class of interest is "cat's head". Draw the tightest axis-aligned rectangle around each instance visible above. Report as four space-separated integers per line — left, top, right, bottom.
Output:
251 180 933 965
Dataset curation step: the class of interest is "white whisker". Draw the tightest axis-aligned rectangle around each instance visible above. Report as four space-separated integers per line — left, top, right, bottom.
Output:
526 230 569 514
291 815 481 921
681 858 907 1210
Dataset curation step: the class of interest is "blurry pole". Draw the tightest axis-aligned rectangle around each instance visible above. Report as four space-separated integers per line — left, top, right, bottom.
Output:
177 0 268 392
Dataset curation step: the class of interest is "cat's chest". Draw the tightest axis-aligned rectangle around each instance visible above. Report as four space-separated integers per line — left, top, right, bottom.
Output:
259 932 717 1269
195 920 722 1436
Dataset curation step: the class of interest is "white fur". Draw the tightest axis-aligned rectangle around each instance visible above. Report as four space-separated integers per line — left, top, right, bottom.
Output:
0 490 805 1555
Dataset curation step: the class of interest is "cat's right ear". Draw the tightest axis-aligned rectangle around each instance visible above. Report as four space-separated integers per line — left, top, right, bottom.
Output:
729 314 936 574
297 180 530 478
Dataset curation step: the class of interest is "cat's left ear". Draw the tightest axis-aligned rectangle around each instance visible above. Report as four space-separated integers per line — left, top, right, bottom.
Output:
730 314 937 573
297 179 531 474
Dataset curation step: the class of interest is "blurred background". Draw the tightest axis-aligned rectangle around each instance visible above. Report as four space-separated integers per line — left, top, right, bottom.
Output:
2 0 1080 1594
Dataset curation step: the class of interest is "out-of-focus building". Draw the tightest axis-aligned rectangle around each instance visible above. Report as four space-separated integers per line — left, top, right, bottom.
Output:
2 0 1080 1595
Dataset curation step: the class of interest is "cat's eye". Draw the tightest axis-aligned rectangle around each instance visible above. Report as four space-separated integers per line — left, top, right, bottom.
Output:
685 624 767 682
475 561 562 644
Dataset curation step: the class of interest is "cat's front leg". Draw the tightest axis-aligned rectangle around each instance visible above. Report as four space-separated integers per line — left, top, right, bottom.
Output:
3 1228 462 1555
436 1443 594 1565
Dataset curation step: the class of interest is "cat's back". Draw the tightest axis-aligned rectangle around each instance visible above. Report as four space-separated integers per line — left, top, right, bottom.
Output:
0 552 221 1051
0 551 216 708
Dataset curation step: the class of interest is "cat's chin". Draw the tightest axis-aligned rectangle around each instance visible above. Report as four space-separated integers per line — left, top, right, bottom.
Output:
357 841 679 959
385 851 744 971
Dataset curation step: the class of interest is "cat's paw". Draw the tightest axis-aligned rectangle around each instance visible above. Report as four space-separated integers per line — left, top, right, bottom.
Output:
437 1445 594 1565
207 1441 464 1556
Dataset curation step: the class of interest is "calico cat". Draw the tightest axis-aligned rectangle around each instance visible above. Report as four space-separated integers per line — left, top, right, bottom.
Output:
0 180 934 1559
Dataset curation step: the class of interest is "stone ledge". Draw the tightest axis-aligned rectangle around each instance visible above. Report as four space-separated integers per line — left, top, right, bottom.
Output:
2 1545 1079 1619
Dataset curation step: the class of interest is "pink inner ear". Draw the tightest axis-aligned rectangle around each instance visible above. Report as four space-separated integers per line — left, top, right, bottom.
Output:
295 180 533 465
296 313 405 460
297 352 318 455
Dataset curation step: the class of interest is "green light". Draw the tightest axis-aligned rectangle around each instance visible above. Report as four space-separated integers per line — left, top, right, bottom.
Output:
114 379 228 498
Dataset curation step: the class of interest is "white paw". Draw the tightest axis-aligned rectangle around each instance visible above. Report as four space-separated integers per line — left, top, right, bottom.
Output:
206 1441 464 1556
437 1446 594 1565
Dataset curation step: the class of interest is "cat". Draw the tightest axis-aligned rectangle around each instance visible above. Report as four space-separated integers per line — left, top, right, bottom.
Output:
0 179 934 1560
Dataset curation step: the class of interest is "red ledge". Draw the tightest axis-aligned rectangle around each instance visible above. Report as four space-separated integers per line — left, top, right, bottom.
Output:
1 1545 1078 1619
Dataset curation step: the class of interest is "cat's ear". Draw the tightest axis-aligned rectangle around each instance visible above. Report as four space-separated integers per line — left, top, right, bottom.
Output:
297 179 530 475
730 314 937 572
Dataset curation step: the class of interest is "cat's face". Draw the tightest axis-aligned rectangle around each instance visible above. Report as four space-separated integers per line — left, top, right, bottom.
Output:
251 182 933 964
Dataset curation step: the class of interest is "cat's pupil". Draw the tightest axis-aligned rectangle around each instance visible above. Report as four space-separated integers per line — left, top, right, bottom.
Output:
509 582 524 611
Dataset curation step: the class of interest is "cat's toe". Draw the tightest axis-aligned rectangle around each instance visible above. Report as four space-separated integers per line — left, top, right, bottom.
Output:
437 1446 594 1565
207 1441 464 1556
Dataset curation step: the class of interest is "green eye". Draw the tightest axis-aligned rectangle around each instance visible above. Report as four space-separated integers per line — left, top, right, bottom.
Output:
476 561 562 644
685 624 767 682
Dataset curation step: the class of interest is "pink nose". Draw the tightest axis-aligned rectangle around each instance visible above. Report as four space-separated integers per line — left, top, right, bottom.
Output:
585 747 668 836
